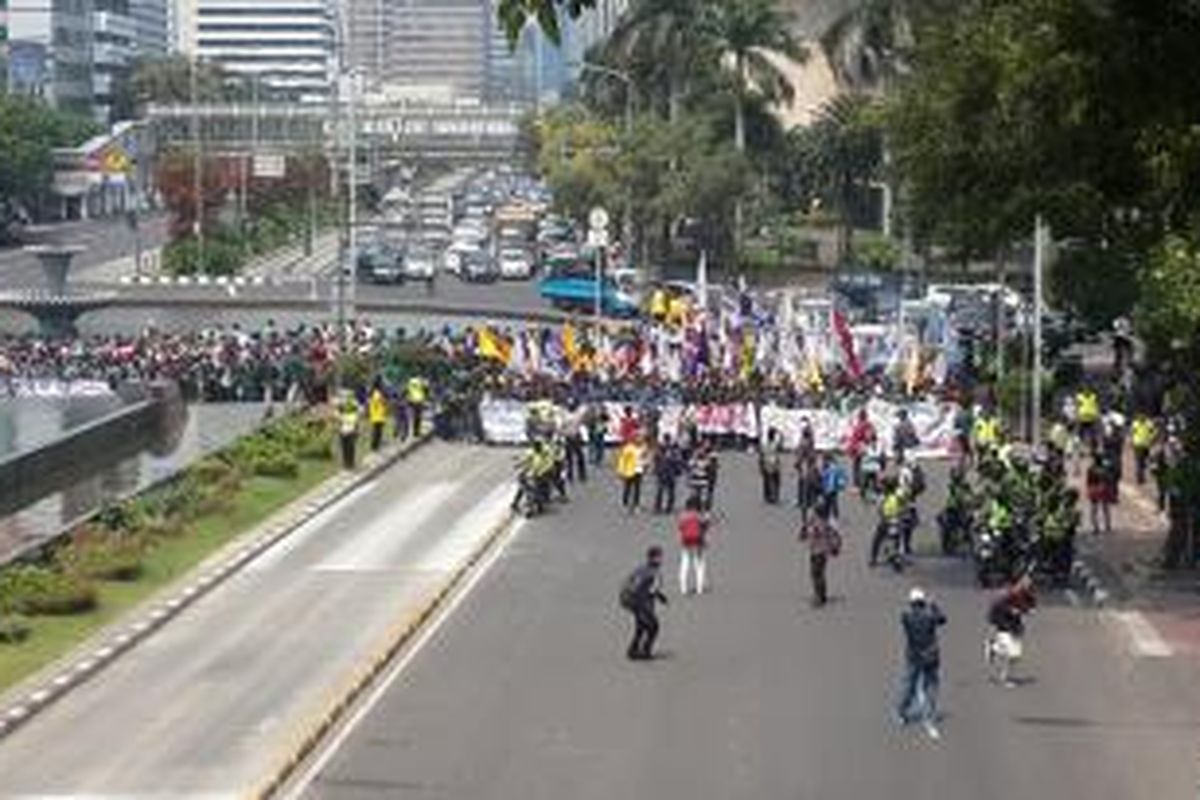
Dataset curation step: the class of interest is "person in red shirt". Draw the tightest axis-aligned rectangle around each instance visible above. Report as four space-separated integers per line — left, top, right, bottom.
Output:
618 405 641 444
677 497 709 595
846 408 877 489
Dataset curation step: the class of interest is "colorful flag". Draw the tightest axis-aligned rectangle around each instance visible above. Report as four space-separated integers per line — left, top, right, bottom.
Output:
831 308 862 379
477 326 511 365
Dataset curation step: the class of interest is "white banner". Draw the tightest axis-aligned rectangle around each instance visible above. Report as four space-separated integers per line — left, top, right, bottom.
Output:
2 378 115 398
480 397 956 457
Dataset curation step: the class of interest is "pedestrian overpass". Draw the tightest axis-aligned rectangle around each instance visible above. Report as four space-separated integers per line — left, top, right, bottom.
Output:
144 101 529 165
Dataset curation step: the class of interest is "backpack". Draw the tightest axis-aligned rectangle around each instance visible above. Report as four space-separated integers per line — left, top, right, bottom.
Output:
619 569 641 610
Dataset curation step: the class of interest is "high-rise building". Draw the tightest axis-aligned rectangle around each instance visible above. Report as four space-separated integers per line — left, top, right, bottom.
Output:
346 0 387 87
386 0 488 101
130 0 169 57
92 0 136 121
5 0 95 114
193 0 335 100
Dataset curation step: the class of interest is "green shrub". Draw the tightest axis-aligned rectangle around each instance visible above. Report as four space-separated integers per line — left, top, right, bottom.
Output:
250 448 299 478
0 566 97 616
59 531 146 582
0 615 31 644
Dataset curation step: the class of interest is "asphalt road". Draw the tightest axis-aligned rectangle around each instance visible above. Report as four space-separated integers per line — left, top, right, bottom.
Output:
293 458 1200 800
0 215 170 286
0 441 516 796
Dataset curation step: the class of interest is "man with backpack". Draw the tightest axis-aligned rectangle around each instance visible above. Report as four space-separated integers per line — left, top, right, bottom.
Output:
620 546 669 660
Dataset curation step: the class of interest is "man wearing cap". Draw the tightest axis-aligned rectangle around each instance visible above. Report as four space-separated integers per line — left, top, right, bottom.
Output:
897 587 947 738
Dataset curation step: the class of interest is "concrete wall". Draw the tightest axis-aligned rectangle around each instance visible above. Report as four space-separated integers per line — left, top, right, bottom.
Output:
0 382 178 520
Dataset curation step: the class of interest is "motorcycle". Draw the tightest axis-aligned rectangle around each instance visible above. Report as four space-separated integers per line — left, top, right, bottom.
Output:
876 518 907 573
516 468 549 518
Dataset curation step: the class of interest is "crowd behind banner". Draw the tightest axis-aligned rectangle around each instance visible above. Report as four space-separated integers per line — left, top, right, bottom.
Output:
479 397 958 457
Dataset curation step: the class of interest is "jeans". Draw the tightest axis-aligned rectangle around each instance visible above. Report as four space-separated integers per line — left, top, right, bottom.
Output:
762 469 780 504
622 475 642 509
590 434 606 465
896 660 940 724
680 546 706 594
566 436 587 483
339 433 356 469
809 552 828 605
370 422 384 451
654 478 676 514
628 604 659 658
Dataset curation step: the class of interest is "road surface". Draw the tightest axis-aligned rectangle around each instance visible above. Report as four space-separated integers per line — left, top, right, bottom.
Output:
0 441 515 796
291 459 1200 799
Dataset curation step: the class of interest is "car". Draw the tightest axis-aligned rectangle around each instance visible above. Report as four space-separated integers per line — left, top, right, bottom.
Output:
404 247 437 281
461 249 499 283
498 247 534 280
357 241 403 284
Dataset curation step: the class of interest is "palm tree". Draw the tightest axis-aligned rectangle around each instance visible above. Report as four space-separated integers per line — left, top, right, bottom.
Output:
605 0 708 124
701 0 806 255
702 0 807 154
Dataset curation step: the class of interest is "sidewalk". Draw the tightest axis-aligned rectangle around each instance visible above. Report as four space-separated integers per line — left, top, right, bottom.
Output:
1072 445 1200 658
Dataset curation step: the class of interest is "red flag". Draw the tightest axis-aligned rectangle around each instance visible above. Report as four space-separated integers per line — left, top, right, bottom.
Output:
832 309 862 379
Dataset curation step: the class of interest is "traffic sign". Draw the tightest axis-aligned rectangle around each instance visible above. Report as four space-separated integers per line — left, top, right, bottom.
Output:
586 228 609 248
588 206 610 231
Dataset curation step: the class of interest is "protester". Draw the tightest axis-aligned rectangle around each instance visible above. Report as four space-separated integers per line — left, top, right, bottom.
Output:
897 587 946 739
617 437 645 512
799 500 841 607
653 434 683 514
367 383 388 452
1085 454 1115 535
677 497 709 595
337 394 359 469
759 428 784 505
820 451 848 520
986 576 1037 687
620 546 668 661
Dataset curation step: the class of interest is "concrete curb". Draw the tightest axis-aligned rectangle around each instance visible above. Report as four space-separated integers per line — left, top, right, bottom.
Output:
249 506 517 799
0 432 433 744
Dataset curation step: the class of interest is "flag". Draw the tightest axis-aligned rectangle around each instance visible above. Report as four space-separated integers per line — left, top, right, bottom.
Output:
904 342 922 395
477 326 511 365
562 321 579 369
831 308 862 379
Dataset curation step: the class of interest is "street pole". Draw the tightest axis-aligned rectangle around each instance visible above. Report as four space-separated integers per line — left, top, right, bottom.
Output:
190 56 205 273
1032 214 1045 449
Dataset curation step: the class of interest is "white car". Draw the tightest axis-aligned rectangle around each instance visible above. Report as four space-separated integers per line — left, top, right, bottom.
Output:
404 248 437 281
498 248 533 280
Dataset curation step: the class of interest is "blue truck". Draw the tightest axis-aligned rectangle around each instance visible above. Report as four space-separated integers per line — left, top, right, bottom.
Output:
538 267 641 317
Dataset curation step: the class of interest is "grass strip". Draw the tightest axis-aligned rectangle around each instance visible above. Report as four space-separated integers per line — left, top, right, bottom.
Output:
0 458 335 693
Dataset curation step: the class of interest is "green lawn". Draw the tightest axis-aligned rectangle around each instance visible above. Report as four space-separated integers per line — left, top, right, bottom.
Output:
0 458 337 693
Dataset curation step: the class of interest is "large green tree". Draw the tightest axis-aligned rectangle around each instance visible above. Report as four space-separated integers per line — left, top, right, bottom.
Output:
0 96 98 227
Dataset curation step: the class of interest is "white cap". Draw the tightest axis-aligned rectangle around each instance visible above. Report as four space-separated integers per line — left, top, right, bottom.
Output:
909 587 927 604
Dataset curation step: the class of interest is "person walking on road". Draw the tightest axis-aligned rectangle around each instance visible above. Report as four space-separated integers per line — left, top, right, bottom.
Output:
405 373 430 437
760 428 784 504
1130 411 1157 486
897 587 947 739
986 575 1037 687
617 437 645 512
653 434 683 514
337 393 359 470
796 454 822 523
562 400 588 483
367 383 389 452
677 497 709 595
799 500 841 607
620 546 668 660
820 452 848 520
1086 454 1115 535
585 401 609 466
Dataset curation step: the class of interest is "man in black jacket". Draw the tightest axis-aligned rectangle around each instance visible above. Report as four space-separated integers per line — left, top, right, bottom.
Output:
622 546 668 660
896 587 947 738
653 435 683 514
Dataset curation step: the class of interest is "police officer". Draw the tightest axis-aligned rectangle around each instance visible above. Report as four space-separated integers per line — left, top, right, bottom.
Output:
1130 412 1157 485
406 373 430 436
367 382 389 451
338 393 359 469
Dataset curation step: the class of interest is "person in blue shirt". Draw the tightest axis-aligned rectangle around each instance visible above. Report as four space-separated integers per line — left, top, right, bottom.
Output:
820 451 848 520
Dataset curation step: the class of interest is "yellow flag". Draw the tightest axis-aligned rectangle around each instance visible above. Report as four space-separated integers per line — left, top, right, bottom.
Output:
562 321 578 367
478 326 511 365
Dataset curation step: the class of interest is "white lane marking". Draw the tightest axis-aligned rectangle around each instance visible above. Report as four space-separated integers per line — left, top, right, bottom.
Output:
1107 610 1173 658
312 482 458 572
8 795 240 799
414 483 515 571
281 516 526 799
246 480 379 573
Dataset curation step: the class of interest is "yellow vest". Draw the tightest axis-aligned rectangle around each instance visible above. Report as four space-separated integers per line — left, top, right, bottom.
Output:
1077 392 1100 423
1132 418 1156 449
406 376 428 404
339 406 359 435
368 390 388 424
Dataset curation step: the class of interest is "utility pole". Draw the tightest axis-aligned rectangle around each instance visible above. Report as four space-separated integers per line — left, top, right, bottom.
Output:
1032 214 1046 448
190 56 205 273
